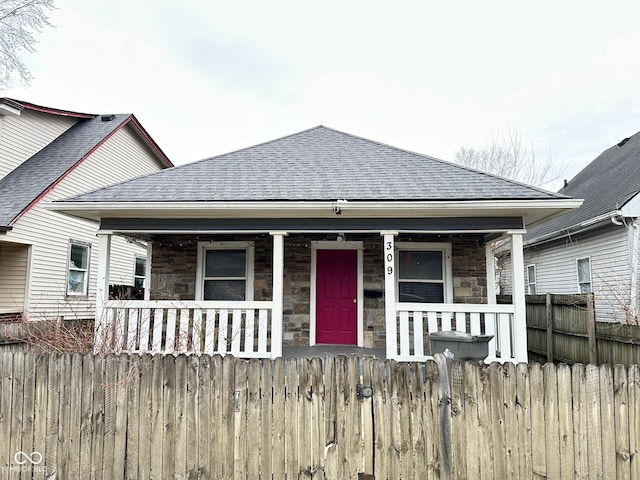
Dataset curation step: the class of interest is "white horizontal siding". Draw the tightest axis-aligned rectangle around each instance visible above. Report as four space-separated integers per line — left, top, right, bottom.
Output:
51 123 166 199
4 123 166 320
7 205 99 320
0 110 78 180
0 241 30 313
109 236 143 286
522 226 631 322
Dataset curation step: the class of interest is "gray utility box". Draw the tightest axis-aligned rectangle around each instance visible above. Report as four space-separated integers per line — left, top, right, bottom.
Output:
429 331 494 361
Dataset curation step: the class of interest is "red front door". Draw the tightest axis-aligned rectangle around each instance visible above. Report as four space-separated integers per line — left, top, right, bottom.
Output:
316 249 357 344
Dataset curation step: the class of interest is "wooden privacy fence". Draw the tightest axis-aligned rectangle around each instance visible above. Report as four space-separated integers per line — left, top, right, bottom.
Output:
504 293 640 366
1 349 640 479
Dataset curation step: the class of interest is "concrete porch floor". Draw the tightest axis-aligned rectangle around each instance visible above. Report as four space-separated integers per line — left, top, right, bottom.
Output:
282 344 386 361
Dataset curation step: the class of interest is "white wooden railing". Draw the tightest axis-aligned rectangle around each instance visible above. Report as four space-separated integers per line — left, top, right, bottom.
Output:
95 300 520 363
95 300 276 358
392 303 518 363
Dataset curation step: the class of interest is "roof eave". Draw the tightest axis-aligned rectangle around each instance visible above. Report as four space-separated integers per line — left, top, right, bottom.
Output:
525 209 622 247
1 98 94 118
48 198 583 224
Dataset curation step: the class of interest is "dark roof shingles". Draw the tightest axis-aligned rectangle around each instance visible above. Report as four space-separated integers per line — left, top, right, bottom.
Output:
526 130 640 242
0 114 131 227
68 126 567 203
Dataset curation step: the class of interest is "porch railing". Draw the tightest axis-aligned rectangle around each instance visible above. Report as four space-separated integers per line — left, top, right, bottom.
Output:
95 300 518 362
392 303 517 363
95 300 276 358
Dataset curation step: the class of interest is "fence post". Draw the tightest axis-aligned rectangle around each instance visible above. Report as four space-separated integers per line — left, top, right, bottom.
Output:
586 294 597 365
546 293 553 363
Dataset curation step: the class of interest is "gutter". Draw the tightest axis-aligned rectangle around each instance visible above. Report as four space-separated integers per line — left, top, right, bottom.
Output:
525 210 624 247
50 198 583 215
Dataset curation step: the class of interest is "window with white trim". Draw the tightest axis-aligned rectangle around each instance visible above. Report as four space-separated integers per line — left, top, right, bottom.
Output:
67 241 90 296
527 264 537 294
197 242 254 301
134 257 146 289
396 242 452 303
577 257 592 294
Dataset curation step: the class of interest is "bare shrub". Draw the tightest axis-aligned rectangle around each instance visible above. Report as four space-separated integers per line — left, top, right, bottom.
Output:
6 314 95 354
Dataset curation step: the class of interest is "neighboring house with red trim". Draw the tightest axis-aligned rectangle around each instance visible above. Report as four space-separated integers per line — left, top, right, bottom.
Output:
0 98 173 322
53 126 580 362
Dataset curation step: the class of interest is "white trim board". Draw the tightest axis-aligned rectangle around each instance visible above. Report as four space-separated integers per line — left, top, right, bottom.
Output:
309 240 364 347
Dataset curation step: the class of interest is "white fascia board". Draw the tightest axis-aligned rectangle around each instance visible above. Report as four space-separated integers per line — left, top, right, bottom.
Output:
621 191 640 217
49 198 582 222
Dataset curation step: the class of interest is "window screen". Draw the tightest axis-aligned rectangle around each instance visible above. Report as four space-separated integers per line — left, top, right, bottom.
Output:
203 249 247 300
398 250 445 303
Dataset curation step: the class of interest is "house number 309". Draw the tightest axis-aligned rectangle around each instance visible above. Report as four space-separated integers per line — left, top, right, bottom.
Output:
386 241 393 275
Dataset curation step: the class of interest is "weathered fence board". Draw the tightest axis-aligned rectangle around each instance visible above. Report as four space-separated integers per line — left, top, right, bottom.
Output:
586 364 603 478
572 363 589 478
528 362 546 478
515 363 532 479
630 365 640 479
148 355 163 479
557 363 574 480
2 349 640 479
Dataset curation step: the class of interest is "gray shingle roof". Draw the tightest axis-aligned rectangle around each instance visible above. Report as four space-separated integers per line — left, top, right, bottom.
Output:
0 114 132 227
66 126 568 203
526 130 640 242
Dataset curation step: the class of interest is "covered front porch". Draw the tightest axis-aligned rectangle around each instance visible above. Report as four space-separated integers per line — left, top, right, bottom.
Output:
94 224 529 363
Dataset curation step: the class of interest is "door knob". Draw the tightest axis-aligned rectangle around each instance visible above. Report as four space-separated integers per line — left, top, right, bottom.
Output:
353 298 357 303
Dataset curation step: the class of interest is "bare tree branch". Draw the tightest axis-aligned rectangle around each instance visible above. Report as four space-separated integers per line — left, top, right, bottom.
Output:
0 0 55 90
453 128 564 187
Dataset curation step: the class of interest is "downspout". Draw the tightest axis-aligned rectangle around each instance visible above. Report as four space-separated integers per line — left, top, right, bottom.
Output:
628 219 640 320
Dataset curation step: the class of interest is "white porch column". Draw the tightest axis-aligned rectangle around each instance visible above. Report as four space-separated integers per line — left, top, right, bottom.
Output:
270 232 287 359
381 231 398 360
510 231 528 363
95 233 112 352
486 242 497 304
144 241 152 301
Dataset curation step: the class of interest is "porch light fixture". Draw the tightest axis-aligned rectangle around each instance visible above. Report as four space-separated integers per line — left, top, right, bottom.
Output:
333 198 348 215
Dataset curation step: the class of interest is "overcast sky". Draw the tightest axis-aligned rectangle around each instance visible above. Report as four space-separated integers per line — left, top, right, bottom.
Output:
4 0 640 190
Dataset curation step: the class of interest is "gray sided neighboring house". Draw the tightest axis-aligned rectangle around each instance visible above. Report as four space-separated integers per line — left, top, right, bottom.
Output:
503 131 640 324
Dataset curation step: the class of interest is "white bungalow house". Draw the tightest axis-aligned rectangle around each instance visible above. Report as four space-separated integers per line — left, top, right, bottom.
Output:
0 98 173 323
52 126 580 362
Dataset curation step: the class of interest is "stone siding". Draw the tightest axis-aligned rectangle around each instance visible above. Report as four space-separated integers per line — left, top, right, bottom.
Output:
451 236 487 303
149 233 487 348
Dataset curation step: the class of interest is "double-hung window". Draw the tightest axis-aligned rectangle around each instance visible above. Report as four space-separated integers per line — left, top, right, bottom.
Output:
67 241 90 296
134 257 146 289
527 264 537 294
196 242 254 301
577 257 592 294
396 242 452 303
